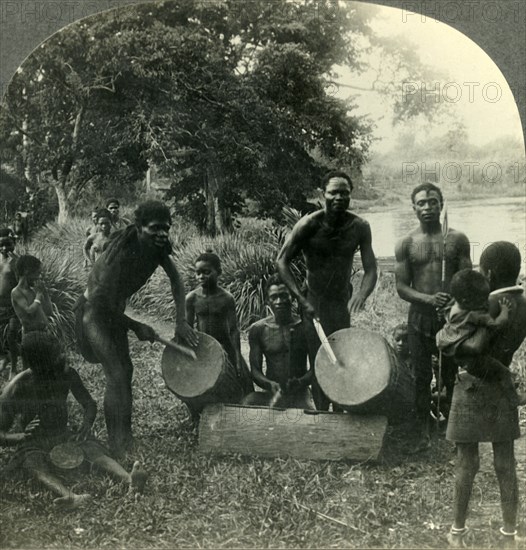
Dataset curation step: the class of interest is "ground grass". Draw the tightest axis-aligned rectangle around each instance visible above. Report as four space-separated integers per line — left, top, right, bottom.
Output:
1 275 525 549
1 222 526 548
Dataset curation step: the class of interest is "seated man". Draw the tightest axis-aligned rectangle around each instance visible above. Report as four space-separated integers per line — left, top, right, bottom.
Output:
242 274 315 409
0 331 147 510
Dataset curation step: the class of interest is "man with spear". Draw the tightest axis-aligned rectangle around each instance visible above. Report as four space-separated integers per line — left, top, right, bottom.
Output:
395 183 471 452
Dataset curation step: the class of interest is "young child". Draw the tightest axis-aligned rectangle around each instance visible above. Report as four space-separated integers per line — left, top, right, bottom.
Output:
11 255 54 334
392 323 410 366
436 268 525 406
83 209 112 266
0 331 148 509
186 252 253 403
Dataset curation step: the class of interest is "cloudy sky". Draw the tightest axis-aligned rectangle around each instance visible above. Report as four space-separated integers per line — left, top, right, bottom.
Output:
337 4 524 155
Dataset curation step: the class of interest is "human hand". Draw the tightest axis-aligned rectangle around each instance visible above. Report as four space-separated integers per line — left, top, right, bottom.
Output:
23 417 40 439
269 381 282 395
429 292 451 309
301 300 316 321
498 296 512 314
73 422 92 442
348 294 366 314
175 321 199 348
134 322 157 342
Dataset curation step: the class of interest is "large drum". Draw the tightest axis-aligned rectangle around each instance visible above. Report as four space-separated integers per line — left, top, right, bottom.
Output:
315 328 415 420
161 332 246 414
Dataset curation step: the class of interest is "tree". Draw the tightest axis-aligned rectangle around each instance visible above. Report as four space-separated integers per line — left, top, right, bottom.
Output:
0 0 431 230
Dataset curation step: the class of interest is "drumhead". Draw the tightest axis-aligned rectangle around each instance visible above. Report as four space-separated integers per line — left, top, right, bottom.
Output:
161 332 224 398
315 328 392 406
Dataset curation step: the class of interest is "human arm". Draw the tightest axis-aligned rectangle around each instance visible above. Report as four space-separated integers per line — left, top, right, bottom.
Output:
160 254 198 347
395 237 450 308
83 235 94 263
248 324 280 394
185 292 196 329
276 218 316 319
348 221 378 314
0 382 29 446
33 280 53 317
68 369 97 441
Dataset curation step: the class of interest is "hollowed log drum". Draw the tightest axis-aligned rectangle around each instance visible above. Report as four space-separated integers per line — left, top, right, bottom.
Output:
315 328 415 420
161 332 245 414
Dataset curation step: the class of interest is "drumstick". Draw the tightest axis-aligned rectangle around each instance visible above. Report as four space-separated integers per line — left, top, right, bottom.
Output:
269 388 282 408
313 318 338 365
155 335 197 360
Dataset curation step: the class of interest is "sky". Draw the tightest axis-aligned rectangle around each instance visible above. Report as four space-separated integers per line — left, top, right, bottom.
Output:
336 4 524 156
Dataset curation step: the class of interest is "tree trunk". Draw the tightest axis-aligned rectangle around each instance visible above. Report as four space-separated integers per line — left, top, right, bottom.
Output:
55 183 70 224
205 170 217 236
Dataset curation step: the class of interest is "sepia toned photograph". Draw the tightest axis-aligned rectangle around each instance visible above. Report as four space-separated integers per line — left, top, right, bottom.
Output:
0 1 525 548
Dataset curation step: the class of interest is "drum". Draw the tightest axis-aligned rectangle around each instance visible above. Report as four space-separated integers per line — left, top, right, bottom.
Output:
161 332 246 414
315 328 415 420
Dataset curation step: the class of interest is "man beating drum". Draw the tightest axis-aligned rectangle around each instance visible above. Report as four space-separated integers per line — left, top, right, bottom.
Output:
242 274 315 409
276 171 378 411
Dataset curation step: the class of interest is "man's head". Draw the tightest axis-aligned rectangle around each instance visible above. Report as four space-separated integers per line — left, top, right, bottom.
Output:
15 255 42 284
106 198 121 220
266 273 293 323
411 182 443 224
479 241 521 290
15 212 22 220
450 268 490 311
96 208 112 235
0 233 15 258
91 208 100 224
322 171 352 215
195 251 221 289
392 323 409 357
21 331 65 379
134 201 172 249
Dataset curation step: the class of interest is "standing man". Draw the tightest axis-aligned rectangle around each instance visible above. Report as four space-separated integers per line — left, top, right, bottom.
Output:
106 198 131 230
277 171 378 410
75 201 197 457
0 232 20 377
395 183 471 451
242 274 315 409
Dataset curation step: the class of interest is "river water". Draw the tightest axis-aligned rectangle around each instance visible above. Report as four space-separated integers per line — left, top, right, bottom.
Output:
360 196 526 271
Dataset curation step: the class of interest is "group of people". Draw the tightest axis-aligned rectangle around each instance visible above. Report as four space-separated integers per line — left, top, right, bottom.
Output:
0 173 525 546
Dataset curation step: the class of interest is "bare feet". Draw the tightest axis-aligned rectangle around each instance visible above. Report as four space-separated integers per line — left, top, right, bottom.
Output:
53 493 92 510
447 526 469 548
130 461 148 494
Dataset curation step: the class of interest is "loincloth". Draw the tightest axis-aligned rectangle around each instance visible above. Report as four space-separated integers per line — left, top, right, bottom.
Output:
446 371 520 442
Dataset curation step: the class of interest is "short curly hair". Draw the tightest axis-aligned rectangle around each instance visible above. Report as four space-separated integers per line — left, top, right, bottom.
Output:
133 201 171 227
450 268 490 310
480 241 521 284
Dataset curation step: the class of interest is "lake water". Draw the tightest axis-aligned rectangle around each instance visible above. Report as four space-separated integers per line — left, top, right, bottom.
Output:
360 196 526 271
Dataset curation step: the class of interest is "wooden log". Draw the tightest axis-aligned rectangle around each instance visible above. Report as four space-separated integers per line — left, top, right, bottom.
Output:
199 404 388 462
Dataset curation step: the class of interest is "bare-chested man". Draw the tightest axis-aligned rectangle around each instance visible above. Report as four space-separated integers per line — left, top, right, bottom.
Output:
395 183 471 451
242 274 315 409
0 233 20 377
277 171 378 410
75 200 197 457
